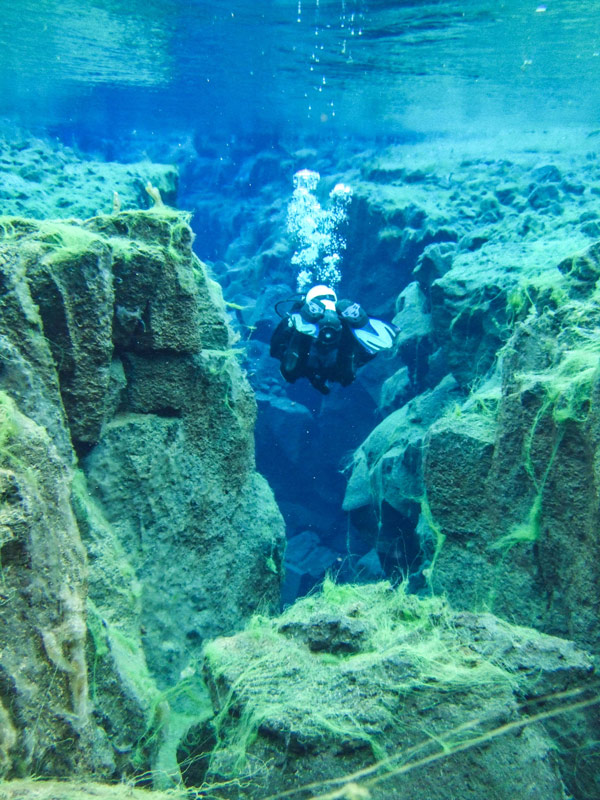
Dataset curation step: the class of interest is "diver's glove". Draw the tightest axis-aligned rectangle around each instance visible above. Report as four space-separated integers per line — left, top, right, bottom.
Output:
336 299 369 328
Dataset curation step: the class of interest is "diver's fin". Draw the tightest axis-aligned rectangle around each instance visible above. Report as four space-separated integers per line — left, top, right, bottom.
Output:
352 318 398 354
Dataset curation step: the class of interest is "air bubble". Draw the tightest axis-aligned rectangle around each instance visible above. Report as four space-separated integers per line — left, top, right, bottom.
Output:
287 171 353 291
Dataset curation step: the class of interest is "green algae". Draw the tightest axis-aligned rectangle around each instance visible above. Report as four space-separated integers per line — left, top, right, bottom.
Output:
73 470 214 788
196 577 597 800
0 392 27 471
0 779 187 800
418 493 446 587
203 581 518 779
0 217 106 266
491 297 600 555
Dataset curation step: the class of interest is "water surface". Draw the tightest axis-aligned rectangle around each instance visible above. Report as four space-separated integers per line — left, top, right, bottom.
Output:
1 1 598 140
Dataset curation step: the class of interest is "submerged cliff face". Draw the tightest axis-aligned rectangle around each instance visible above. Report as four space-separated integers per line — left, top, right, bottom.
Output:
2 130 600 799
424 248 600 649
0 208 285 780
172 130 600 612
150 136 600 799
323 141 600 661
344 235 600 657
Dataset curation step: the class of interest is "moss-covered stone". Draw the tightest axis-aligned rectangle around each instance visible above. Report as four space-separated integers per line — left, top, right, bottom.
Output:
343 374 461 569
343 220 600 663
0 393 113 779
429 237 587 389
426 288 600 653
198 580 594 800
0 779 186 800
0 223 72 460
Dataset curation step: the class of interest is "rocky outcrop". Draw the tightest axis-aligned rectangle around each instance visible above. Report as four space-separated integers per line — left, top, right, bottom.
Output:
339 140 600 663
425 247 600 653
174 133 600 597
0 393 109 779
344 237 600 653
4 129 600 798
0 132 177 220
343 373 461 574
198 581 597 800
0 208 285 783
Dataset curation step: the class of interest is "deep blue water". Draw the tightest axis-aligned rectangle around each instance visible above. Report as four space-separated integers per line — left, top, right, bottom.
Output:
2 1 599 143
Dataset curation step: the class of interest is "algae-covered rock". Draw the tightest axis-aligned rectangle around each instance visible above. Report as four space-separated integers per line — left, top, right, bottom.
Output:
343 221 600 669
426 266 600 654
0 779 186 800
0 394 112 778
0 242 112 777
428 236 590 389
343 374 461 570
23 223 115 444
198 580 595 800
0 209 285 784
0 133 178 220
0 220 72 460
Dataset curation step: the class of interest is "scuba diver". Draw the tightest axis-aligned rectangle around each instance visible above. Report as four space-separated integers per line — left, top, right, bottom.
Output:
270 284 398 394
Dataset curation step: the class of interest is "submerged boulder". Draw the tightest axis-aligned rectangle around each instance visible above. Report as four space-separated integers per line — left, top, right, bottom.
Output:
343 373 461 571
197 580 595 800
0 208 285 782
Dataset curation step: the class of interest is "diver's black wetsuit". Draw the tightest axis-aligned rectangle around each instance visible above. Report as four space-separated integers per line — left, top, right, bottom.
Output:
270 298 383 394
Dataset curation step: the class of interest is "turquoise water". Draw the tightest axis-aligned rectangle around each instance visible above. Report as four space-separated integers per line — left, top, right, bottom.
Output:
2 4 600 796
1 1 599 139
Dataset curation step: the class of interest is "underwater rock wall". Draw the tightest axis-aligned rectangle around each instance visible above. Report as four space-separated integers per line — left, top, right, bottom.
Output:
0 207 285 780
123 131 600 653
0 225 107 777
424 245 600 650
338 140 600 657
3 128 599 798
161 129 600 800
